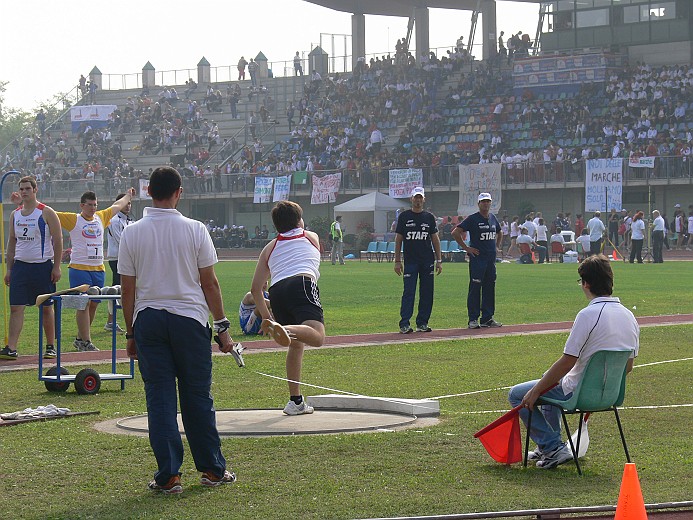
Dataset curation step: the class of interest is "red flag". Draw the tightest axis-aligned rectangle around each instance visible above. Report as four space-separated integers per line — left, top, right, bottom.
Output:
474 405 523 464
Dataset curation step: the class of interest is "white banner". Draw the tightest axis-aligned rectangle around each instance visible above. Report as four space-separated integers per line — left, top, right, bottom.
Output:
457 164 502 215
273 174 292 202
138 178 151 200
253 177 274 204
70 105 117 122
311 172 341 204
585 158 623 212
388 168 424 198
628 154 656 169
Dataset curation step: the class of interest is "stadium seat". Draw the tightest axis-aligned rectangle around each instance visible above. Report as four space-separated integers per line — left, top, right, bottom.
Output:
524 349 634 475
360 241 378 262
375 241 389 262
385 241 396 262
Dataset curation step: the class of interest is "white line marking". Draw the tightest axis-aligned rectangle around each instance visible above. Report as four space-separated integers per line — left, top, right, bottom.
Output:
633 357 693 368
430 387 512 400
428 357 693 401
456 403 693 415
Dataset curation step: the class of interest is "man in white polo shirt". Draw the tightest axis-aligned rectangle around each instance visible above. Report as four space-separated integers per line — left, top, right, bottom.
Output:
119 166 237 493
587 211 606 255
509 255 639 469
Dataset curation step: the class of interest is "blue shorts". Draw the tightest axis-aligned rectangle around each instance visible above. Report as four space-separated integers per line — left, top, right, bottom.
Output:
69 268 105 302
9 260 55 306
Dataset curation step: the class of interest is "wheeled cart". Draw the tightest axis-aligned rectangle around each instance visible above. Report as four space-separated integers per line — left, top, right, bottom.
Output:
38 294 135 394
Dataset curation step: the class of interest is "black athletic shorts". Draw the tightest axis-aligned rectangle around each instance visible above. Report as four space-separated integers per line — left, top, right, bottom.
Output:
269 275 323 326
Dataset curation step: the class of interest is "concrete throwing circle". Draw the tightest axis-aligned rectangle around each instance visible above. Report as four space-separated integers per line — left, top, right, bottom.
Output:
110 409 428 437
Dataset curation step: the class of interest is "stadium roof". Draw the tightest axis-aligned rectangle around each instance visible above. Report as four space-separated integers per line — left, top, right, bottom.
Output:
303 0 541 17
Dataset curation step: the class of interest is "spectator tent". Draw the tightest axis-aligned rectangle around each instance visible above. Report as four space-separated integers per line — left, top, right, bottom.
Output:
333 192 405 234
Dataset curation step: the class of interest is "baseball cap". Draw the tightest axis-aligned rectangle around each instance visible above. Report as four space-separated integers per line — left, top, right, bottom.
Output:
478 192 492 202
411 187 425 197
674 203 681 208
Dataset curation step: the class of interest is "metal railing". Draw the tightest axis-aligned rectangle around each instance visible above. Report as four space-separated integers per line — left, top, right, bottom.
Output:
95 45 483 92
5 155 691 204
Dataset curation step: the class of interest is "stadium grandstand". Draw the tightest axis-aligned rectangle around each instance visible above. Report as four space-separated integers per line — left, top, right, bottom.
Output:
1 0 692 256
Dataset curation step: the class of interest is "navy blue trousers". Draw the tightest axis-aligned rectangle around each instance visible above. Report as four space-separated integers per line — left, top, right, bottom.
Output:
399 261 434 329
467 256 497 323
135 308 227 485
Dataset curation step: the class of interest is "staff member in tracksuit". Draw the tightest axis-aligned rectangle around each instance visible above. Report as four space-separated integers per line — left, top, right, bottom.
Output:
452 192 503 329
394 187 443 334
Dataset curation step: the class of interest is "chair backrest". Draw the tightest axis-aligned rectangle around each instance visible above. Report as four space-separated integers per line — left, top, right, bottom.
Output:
376 241 389 253
519 242 532 255
367 241 378 252
386 242 396 253
551 241 565 253
439 240 449 253
572 349 632 411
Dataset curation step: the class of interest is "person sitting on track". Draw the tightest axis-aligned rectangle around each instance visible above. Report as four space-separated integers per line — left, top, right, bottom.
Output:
239 282 269 335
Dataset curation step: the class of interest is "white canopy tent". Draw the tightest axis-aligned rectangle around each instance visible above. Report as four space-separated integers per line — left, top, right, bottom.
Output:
333 192 406 234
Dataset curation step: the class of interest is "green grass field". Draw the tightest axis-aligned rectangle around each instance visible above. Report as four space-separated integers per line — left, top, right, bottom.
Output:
1 261 692 519
4 260 693 350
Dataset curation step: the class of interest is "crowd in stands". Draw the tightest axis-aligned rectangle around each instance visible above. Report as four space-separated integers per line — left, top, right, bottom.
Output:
5 43 693 198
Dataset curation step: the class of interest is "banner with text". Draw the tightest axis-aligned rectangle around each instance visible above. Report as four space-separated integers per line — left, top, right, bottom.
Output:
388 168 424 198
70 105 117 133
253 177 274 204
585 159 623 212
628 154 656 169
138 178 151 200
457 164 502 216
311 172 341 204
273 174 292 202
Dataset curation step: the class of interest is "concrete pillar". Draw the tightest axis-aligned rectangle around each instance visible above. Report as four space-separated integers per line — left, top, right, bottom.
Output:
482 0 498 60
351 13 366 70
142 61 155 89
414 7 430 60
255 51 269 79
197 57 210 85
89 66 102 90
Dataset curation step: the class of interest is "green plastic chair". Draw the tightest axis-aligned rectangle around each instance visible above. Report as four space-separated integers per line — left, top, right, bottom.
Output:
524 349 633 475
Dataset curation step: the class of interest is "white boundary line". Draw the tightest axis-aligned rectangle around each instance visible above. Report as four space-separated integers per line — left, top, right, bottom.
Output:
426 356 693 401
455 403 693 415
633 357 693 368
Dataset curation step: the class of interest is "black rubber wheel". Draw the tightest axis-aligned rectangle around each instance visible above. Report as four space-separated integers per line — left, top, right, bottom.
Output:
75 368 101 395
45 366 70 392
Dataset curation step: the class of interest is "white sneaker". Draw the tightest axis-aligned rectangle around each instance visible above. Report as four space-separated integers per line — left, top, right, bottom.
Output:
527 447 543 461
103 322 125 334
536 443 574 469
283 400 314 416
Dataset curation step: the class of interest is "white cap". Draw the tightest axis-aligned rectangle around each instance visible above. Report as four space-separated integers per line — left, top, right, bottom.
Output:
411 187 425 197
478 192 492 202
675 203 681 208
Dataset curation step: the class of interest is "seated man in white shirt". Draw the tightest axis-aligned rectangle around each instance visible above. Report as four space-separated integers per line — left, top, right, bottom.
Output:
550 227 566 263
575 228 591 259
509 255 639 469
517 227 547 264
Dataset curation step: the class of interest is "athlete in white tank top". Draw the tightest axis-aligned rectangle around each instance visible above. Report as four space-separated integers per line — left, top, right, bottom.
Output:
13 204 54 263
267 228 320 286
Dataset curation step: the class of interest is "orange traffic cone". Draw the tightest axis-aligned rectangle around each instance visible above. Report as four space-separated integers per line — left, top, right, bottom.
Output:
612 249 619 261
614 463 647 520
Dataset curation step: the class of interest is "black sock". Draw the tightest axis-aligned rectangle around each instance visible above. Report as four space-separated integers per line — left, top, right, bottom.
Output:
290 395 303 405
